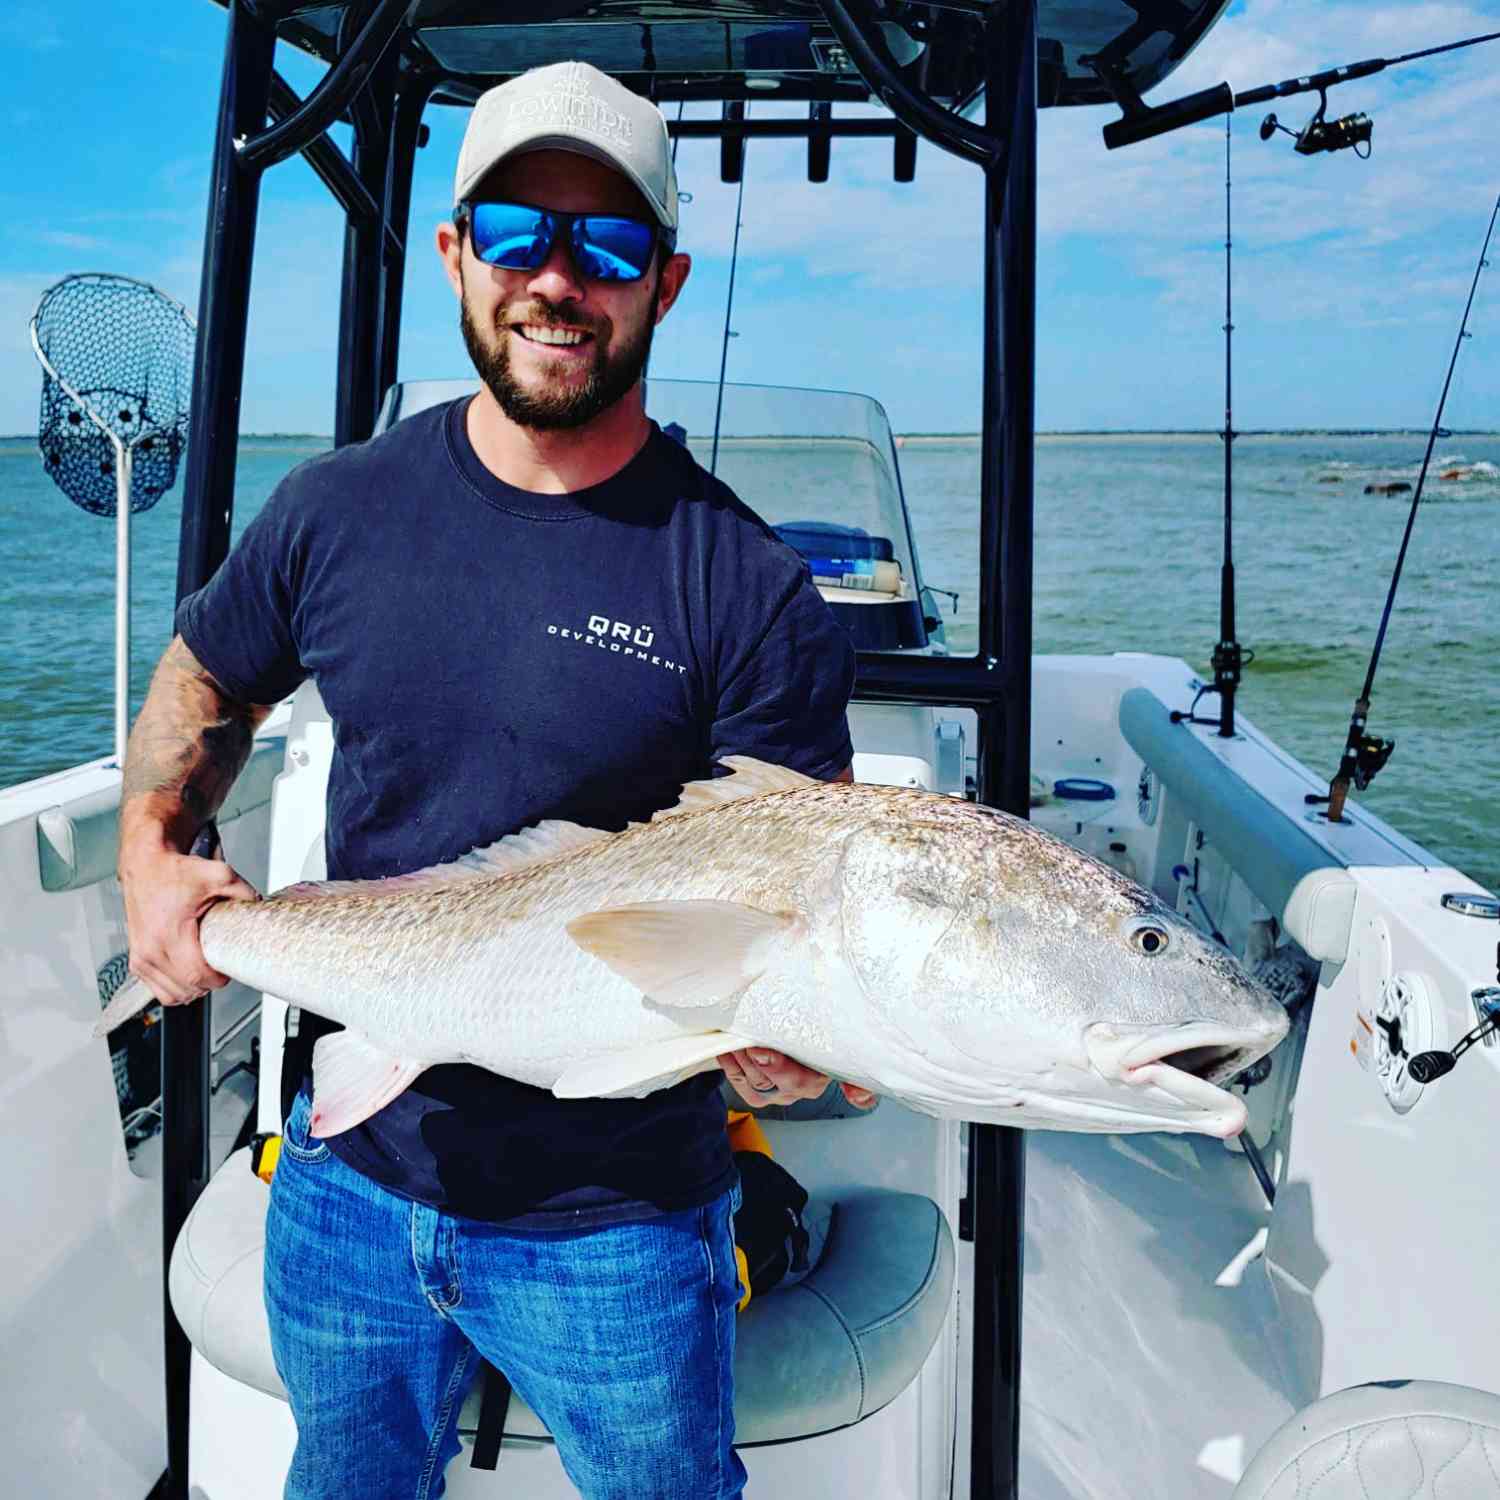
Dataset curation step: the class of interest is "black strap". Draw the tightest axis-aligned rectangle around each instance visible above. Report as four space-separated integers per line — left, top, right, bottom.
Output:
470 1358 513 1471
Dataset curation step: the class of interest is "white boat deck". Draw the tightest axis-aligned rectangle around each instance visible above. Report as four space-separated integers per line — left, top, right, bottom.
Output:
4 654 1497 1499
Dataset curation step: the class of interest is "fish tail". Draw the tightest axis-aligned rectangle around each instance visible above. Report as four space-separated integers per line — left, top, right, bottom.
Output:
93 975 158 1038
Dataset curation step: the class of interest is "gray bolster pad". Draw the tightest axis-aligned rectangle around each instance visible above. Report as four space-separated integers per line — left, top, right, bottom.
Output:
729 1193 954 1440
462 1192 956 1445
174 1152 953 1449
1118 688 1355 961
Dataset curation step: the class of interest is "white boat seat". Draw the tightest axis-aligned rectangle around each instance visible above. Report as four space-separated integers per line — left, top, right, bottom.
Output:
34 733 285 893
170 1147 954 1448
1118 688 1356 962
1235 1380 1500 1498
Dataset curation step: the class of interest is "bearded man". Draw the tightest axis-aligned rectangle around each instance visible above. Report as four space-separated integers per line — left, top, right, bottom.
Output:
118 60 867 1500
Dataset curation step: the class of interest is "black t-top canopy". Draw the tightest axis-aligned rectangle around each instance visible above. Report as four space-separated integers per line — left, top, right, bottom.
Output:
237 0 1231 112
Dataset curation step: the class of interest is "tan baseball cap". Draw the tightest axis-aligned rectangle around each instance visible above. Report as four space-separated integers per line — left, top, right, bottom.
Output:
453 61 679 232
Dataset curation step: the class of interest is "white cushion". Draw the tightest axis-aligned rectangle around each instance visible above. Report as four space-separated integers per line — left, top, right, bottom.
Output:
1236 1381 1500 1499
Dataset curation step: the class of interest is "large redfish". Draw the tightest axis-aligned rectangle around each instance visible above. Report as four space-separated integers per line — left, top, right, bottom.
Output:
99 758 1287 1138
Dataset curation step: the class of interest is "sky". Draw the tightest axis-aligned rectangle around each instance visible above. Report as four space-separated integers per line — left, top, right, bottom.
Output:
1 1 1497 435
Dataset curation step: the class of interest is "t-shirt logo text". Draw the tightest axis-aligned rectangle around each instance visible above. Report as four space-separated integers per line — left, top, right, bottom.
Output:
546 613 688 675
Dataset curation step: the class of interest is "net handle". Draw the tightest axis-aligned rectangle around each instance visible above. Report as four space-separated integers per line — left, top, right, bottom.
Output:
27 272 197 767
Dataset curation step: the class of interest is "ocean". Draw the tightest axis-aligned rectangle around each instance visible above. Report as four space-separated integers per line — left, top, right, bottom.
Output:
2 428 1497 891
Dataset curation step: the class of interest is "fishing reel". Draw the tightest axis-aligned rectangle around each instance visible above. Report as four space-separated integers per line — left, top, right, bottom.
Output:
1260 90 1373 158
1347 732 1396 791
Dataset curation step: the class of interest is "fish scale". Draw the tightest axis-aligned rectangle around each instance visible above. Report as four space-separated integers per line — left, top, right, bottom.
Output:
98 758 1289 1139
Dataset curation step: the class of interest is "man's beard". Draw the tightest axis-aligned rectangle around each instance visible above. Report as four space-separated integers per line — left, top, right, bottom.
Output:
459 275 657 432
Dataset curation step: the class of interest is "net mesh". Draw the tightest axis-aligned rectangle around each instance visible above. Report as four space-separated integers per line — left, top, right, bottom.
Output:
32 273 195 517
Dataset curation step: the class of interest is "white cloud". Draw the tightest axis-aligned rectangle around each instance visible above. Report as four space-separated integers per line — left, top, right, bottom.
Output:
33 230 105 252
660 0 1499 383
4 0 1493 437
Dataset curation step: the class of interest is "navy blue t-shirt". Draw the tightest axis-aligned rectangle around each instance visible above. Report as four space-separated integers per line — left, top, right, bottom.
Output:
176 397 855 1224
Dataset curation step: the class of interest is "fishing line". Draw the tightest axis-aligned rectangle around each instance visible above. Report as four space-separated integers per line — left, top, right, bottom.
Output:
709 104 748 478
1239 1131 1276 1208
1314 189 1500 823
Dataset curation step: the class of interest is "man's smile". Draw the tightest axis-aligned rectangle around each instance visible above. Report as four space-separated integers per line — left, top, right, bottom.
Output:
512 322 596 353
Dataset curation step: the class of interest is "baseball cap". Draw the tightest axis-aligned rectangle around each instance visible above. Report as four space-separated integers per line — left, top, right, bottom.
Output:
453 61 679 233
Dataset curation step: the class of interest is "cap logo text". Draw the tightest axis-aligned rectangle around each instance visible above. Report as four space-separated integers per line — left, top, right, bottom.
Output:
508 62 634 147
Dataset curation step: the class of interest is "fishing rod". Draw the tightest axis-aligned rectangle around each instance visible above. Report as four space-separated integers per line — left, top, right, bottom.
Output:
1171 115 1251 738
1312 190 1500 825
709 104 748 477
1099 28 1500 154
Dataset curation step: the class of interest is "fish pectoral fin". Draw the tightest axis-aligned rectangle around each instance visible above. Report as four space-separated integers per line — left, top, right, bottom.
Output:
309 1032 429 1138
552 1031 756 1100
565 900 802 1010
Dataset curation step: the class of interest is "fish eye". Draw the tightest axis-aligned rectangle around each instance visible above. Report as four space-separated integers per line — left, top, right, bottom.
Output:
1128 921 1171 957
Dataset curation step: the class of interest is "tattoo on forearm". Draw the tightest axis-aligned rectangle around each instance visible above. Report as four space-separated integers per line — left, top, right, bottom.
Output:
121 639 263 823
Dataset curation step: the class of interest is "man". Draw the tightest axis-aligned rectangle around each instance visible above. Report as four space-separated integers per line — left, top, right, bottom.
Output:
119 60 868 1500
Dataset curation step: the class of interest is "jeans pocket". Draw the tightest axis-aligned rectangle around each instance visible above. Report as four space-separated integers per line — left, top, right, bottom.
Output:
280 1087 331 1165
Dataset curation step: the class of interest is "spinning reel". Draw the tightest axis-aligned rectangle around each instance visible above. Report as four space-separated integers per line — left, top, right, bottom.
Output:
1259 89 1373 158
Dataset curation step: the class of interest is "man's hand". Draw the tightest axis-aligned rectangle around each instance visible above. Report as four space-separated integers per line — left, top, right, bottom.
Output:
120 841 260 1005
718 1047 877 1111
117 635 272 1008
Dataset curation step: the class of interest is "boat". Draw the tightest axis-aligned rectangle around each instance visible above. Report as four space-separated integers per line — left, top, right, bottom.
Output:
5 3 1500 1498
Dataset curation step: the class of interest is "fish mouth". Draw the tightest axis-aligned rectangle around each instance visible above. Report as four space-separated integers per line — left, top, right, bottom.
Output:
1124 1024 1273 1087
1084 1021 1285 1137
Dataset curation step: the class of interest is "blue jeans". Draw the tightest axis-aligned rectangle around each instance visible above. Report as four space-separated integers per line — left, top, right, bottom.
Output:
264 1088 747 1500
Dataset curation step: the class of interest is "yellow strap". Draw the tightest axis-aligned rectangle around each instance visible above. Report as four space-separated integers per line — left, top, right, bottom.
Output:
733 1245 752 1311
251 1134 281 1184
725 1109 773 1159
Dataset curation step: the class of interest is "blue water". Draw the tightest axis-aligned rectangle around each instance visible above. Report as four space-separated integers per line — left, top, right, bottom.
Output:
2 429 1496 890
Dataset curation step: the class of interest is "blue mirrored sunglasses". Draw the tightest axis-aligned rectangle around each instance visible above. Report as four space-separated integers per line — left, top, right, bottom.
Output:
459 199 669 282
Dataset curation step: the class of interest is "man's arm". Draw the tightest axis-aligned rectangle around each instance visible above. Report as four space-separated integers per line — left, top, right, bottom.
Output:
117 636 271 1006
718 761 876 1110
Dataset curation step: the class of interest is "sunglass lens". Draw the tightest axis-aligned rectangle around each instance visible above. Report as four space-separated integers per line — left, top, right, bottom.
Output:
572 216 656 281
470 203 553 269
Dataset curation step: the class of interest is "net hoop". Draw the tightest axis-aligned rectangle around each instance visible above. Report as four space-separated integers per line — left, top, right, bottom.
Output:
30 272 197 517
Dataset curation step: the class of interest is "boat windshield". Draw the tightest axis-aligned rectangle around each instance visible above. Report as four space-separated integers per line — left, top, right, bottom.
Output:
647 377 908 545
646 379 935 650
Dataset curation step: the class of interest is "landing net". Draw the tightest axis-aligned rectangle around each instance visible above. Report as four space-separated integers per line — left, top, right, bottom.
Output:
30 272 195 515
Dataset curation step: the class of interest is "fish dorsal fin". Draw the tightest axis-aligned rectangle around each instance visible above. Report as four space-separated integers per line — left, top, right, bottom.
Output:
273 819 611 902
450 819 612 878
651 756 818 823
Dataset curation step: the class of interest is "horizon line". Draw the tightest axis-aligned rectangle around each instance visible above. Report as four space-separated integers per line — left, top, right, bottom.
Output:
5 428 1499 442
